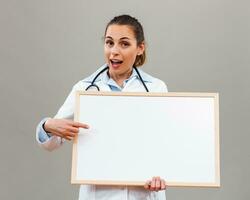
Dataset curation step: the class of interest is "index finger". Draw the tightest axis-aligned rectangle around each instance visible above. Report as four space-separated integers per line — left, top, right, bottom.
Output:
72 121 89 129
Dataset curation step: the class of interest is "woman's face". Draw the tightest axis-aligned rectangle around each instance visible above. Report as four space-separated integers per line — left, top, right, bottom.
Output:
104 24 145 77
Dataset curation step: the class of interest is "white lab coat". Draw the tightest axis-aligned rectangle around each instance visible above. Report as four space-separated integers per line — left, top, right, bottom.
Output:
36 64 168 200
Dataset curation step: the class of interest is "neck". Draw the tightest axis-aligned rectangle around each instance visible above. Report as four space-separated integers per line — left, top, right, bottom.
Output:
108 68 133 87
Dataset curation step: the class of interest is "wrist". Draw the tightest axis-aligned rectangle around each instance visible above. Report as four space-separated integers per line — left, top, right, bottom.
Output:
43 119 52 137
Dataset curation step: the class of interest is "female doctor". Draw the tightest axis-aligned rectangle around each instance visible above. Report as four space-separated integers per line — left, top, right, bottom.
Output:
36 14 168 200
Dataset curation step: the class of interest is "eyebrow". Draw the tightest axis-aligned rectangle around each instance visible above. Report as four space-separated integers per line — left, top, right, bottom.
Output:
105 36 131 40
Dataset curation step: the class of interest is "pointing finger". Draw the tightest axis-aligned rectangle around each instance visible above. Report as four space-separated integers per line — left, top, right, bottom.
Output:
72 121 89 129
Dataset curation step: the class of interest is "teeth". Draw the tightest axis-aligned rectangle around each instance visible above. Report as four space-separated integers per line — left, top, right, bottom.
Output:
111 59 123 64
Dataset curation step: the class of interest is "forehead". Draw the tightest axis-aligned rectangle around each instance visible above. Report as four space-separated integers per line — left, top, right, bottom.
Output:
105 24 136 40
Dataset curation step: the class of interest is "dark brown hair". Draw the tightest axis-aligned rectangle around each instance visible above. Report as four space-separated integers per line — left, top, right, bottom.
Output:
104 14 146 67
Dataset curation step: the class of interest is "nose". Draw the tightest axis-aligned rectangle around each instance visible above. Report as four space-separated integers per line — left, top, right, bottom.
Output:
110 44 120 55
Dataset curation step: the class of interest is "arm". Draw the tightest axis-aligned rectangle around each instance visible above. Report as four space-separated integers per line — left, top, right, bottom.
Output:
36 81 89 151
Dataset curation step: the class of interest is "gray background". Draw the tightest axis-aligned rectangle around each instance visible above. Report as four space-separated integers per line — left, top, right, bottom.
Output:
0 0 249 199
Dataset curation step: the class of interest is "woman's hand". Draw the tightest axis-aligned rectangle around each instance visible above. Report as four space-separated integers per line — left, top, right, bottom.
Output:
144 177 167 191
44 118 89 140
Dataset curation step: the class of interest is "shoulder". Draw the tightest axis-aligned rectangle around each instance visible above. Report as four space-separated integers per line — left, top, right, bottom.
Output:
82 64 108 83
71 64 108 90
138 68 168 92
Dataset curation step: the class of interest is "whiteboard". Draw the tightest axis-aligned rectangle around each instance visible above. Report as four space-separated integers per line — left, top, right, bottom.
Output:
71 92 220 187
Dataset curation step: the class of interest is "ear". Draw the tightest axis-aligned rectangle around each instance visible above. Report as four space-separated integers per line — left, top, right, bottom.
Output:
137 42 145 56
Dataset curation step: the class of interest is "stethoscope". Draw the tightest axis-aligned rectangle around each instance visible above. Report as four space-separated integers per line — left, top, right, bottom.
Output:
85 65 149 92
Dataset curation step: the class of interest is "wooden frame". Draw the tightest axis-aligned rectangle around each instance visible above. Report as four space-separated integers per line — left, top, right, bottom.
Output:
71 92 220 187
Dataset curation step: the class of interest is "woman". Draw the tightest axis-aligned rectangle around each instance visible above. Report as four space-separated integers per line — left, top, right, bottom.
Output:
36 14 168 200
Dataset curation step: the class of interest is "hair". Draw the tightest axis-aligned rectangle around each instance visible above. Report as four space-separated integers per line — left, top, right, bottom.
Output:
104 14 146 67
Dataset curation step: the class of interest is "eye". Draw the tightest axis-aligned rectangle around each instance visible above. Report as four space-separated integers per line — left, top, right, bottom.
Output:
105 40 114 47
121 41 130 47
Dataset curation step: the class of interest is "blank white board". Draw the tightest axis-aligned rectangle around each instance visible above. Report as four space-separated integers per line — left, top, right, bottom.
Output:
71 92 220 187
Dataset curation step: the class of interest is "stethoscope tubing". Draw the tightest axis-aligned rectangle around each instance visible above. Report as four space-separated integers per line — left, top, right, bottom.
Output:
85 65 149 92
85 66 109 91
